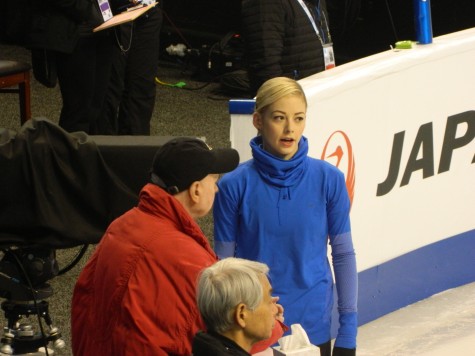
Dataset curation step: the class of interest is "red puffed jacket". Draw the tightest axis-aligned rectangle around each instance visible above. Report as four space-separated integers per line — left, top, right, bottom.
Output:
71 183 218 355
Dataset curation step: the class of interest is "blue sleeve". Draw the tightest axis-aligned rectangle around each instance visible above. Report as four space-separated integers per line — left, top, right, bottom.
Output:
213 177 239 259
331 232 358 348
328 170 358 349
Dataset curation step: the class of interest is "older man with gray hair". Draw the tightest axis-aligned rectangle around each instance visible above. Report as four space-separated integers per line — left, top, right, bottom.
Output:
193 257 285 355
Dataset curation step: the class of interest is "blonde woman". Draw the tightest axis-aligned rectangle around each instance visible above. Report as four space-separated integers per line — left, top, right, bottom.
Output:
213 77 357 356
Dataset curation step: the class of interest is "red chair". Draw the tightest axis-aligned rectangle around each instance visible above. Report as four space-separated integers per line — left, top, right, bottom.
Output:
0 60 32 125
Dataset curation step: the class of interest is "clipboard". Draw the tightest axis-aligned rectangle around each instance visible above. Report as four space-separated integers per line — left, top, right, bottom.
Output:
93 3 157 32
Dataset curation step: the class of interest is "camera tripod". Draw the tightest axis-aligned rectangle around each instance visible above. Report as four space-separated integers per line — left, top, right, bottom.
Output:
0 259 64 356
0 293 65 356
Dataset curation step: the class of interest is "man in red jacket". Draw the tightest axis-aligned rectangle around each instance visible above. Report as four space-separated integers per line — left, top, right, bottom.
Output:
71 137 283 355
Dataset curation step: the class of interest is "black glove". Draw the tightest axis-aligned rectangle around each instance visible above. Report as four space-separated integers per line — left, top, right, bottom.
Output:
332 346 356 356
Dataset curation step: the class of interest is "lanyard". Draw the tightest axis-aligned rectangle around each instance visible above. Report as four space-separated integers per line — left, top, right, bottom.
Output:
296 0 331 45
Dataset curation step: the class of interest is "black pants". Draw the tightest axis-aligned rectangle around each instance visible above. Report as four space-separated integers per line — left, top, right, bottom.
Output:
319 341 356 356
100 6 163 135
55 33 113 134
318 340 331 356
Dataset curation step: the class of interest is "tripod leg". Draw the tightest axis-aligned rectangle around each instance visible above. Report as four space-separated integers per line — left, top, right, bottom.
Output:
40 304 65 349
0 328 15 355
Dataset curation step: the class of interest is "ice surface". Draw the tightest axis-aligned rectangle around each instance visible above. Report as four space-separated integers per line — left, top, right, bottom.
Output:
357 281 475 355
255 282 475 356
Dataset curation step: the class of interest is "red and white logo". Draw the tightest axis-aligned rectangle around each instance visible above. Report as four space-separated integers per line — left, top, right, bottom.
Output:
321 131 355 207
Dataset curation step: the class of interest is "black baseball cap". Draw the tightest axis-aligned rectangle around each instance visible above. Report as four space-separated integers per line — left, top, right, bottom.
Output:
151 137 240 194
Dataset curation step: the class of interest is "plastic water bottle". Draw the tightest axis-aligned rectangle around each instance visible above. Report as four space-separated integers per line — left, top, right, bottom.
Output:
414 0 433 44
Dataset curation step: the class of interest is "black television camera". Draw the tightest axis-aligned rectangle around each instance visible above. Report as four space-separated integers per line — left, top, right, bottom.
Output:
0 119 168 355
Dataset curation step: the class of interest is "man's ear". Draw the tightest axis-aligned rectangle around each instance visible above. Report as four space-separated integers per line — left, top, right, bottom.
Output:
253 112 262 131
234 303 248 328
187 181 201 204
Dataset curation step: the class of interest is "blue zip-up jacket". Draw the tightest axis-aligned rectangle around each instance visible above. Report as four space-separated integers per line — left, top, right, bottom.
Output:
213 136 357 348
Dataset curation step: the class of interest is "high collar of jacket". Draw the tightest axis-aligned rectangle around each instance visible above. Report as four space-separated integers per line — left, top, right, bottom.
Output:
137 183 217 257
250 136 308 188
192 331 251 356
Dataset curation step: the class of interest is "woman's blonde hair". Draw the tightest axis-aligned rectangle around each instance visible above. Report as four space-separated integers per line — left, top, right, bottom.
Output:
255 77 307 114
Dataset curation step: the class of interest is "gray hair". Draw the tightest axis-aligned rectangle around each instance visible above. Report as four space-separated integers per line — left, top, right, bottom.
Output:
255 77 307 114
196 258 270 334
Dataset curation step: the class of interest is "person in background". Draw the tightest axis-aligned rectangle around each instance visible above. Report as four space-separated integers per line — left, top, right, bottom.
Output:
213 77 357 356
27 0 114 134
193 258 284 355
241 0 334 96
99 0 163 134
